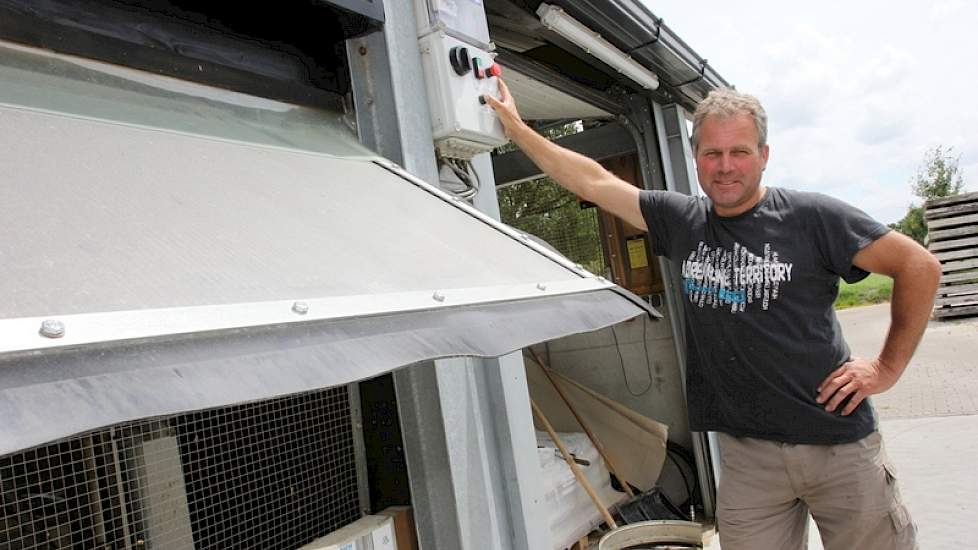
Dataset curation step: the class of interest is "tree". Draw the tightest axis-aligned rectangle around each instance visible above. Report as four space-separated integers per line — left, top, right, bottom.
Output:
497 120 609 274
889 146 964 244
912 145 964 199
888 205 927 244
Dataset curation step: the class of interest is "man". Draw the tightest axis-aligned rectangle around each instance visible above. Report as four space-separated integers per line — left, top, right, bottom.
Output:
485 81 940 550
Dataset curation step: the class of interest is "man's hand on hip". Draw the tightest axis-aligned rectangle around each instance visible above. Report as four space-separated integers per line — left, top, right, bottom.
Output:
816 357 900 416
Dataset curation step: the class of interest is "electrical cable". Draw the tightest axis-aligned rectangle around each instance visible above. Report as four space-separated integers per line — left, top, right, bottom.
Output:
610 317 656 397
439 157 480 199
666 441 701 511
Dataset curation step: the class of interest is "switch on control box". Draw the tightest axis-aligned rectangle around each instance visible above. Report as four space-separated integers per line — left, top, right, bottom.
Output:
419 32 507 159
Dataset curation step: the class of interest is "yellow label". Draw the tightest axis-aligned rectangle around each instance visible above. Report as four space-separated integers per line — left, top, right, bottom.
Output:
627 238 648 269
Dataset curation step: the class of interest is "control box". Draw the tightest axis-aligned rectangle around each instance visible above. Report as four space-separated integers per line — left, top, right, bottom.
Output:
418 0 491 47
418 31 507 159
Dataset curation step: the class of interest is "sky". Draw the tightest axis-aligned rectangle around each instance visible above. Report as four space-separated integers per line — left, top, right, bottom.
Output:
642 0 977 224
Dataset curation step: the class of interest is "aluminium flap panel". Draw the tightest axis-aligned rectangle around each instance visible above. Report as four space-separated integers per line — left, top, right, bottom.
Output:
0 96 655 454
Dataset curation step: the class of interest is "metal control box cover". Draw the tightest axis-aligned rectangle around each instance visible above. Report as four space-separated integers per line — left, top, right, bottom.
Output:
418 31 507 159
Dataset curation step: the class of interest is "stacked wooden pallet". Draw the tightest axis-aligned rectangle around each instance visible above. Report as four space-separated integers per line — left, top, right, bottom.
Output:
926 191 978 319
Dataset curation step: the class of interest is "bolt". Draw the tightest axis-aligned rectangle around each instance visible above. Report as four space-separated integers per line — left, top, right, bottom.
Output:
359 46 368 56
432 291 446 302
39 319 65 339
536 283 547 291
292 302 309 315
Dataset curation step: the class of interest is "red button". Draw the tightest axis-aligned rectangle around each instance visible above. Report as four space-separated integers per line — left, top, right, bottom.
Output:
488 63 503 78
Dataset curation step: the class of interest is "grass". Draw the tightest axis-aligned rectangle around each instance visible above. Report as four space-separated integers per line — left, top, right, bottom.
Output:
834 273 894 310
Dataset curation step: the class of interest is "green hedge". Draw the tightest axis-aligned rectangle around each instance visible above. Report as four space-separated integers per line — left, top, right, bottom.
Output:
834 273 893 309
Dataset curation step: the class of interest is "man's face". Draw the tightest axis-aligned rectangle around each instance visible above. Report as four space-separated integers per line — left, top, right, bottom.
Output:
695 113 770 217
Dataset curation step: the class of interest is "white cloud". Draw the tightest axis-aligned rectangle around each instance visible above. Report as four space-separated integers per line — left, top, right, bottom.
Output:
643 0 977 223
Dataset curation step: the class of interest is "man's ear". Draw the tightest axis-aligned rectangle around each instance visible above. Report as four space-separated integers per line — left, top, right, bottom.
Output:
760 143 770 170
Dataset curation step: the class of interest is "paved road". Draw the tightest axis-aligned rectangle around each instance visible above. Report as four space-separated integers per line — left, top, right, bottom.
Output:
841 303 978 419
837 305 978 549
707 305 978 550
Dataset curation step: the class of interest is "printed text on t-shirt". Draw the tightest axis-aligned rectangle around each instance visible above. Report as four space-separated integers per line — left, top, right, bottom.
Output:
681 241 793 312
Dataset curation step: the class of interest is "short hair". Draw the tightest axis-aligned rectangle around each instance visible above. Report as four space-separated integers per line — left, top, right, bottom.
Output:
690 88 768 151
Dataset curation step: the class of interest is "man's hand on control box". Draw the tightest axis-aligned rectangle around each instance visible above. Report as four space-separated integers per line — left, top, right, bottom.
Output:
483 78 526 139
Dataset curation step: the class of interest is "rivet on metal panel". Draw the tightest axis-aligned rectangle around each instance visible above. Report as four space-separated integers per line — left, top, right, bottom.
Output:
39 319 65 339
358 46 368 56
292 302 309 315
432 291 446 302
536 283 547 291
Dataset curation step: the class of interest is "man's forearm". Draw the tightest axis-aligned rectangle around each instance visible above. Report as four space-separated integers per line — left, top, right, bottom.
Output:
507 123 614 203
876 254 942 377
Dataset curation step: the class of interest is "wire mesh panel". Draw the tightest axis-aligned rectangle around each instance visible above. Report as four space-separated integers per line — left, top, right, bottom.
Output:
0 387 361 549
498 178 609 277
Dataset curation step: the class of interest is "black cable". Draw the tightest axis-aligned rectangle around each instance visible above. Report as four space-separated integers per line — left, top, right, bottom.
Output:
666 447 693 511
666 441 701 509
610 322 655 397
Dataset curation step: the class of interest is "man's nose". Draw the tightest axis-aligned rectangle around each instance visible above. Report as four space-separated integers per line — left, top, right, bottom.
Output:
718 153 734 172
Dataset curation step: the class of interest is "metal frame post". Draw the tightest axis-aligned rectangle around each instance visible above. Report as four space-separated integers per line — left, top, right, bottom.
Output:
347 3 549 549
651 101 719 517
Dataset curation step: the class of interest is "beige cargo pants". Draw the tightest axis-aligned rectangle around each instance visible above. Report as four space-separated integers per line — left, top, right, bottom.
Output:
716 431 917 550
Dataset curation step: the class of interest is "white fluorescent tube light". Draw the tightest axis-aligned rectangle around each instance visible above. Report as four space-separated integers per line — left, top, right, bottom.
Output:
537 3 660 90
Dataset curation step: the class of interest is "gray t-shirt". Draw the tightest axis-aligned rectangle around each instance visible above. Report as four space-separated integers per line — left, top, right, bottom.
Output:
639 187 891 444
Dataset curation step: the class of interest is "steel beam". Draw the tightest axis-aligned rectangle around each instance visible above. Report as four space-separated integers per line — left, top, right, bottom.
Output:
651 101 719 517
349 3 550 549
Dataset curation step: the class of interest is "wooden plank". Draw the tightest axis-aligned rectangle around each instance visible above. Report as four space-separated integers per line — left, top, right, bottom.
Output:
929 236 978 252
926 191 978 209
942 260 978 273
936 294 978 307
941 271 978 284
934 304 978 319
925 201 978 220
930 225 978 241
942 259 978 273
934 247 978 261
927 213 978 230
938 283 978 297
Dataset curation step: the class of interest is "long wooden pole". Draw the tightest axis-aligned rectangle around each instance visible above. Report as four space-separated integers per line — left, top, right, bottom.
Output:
530 398 618 529
528 348 636 498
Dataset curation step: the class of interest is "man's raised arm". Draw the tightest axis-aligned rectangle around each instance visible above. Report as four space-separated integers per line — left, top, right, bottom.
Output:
484 79 647 231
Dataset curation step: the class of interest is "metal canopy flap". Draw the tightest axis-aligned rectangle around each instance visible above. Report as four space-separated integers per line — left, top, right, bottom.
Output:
1 104 582 322
0 70 657 452
0 290 645 456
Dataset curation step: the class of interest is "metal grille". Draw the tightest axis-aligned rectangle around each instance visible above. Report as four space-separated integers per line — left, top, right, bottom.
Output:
499 178 610 277
0 387 361 549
